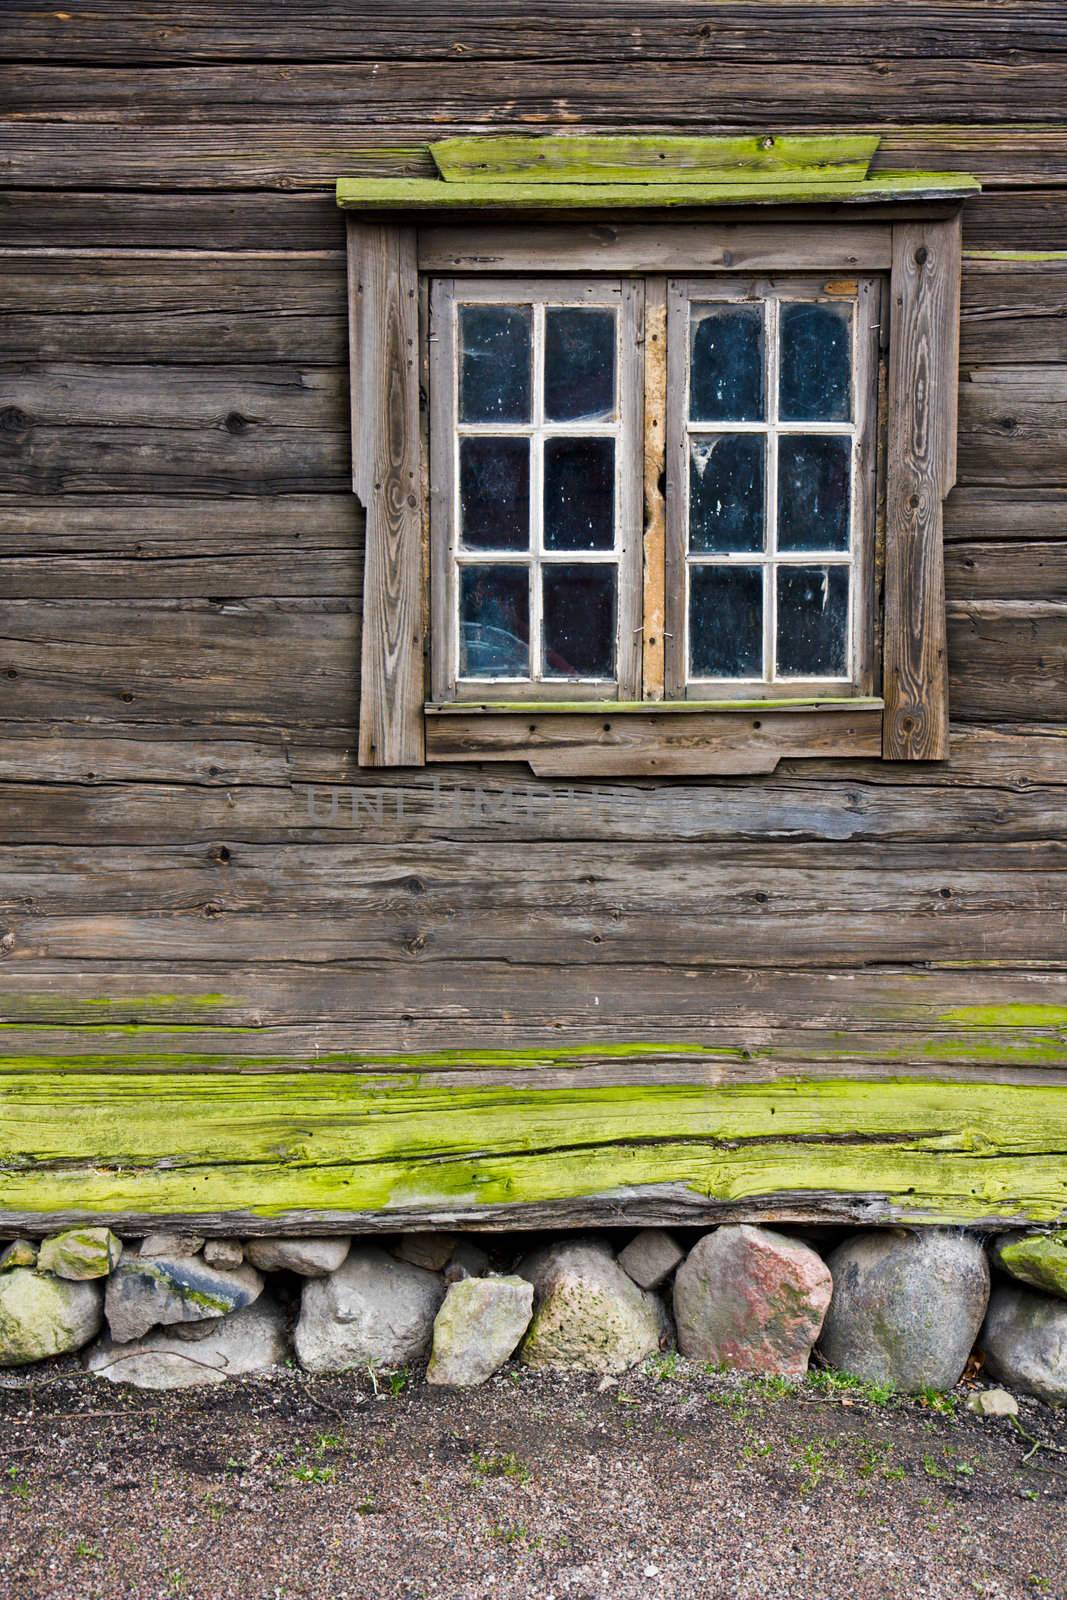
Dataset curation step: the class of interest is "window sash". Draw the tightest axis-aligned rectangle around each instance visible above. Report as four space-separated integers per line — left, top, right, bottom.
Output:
664 274 882 702
429 276 644 703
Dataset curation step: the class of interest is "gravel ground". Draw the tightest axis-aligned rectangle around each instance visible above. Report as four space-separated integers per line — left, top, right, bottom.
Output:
0 1357 1064 1600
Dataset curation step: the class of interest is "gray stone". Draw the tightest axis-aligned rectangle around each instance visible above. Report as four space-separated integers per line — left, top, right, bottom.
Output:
673 1225 832 1377
85 1297 289 1390
202 1239 244 1269
391 1233 457 1272
38 1227 123 1281
0 1240 38 1273
0 1270 103 1366
618 1229 685 1291
244 1236 351 1278
992 1231 1067 1301
819 1228 990 1394
979 1283 1067 1406
105 1256 264 1344
139 1232 204 1259
294 1246 444 1374
518 1238 668 1375
966 1387 1019 1417
444 1238 491 1284
427 1275 534 1388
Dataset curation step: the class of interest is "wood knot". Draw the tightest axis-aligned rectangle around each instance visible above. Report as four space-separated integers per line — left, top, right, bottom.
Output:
224 411 250 435
0 406 29 435
914 245 929 266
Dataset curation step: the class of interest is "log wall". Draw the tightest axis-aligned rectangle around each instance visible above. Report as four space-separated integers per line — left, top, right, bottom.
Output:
1 2 1065 1232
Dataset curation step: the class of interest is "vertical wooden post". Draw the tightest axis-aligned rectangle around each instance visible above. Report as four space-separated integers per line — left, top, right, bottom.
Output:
881 214 961 760
642 279 668 701
347 217 425 768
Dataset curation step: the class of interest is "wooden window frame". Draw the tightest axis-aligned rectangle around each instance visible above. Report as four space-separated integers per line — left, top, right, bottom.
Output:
347 213 961 774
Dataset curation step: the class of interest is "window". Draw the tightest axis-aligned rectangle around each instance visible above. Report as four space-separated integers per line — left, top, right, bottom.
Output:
340 136 972 773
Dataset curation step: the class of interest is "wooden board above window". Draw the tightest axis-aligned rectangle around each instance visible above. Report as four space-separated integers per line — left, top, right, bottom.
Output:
341 138 971 773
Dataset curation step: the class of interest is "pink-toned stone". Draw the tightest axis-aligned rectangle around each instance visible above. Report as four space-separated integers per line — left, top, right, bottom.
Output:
673 1225 832 1377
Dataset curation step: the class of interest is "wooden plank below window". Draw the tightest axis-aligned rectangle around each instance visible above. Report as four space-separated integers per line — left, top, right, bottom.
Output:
425 703 883 776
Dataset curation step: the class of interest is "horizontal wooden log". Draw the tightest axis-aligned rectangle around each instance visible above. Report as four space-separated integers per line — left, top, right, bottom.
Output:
0 124 1064 192
4 775 1066 847
944 486 1067 543
1 1066 1064 1232
0 362 348 493
2 843 1065 966
3 65 1065 128
0 492 360 598
0 253 347 365
0 597 358 728
2 723 1067 796
944 541 1067 601
957 367 1067 486
961 260 1067 366
948 600 1067 722
0 187 1058 253
2 959 1063 1035
6 4 1067 66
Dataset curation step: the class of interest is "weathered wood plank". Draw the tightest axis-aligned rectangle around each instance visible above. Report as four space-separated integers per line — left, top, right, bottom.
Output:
944 541 1067 601
0 598 358 728
961 259 1067 366
347 219 424 767
0 362 348 494
8 4 1067 66
882 217 960 759
3 63 1065 128
948 601 1067 723
3 843 1065 966
1 1067 1065 1232
418 221 893 272
430 133 881 184
944 487 1067 543
425 708 883 776
957 366 1067 485
1 123 1063 192
0 253 347 364
2 960 1062 1035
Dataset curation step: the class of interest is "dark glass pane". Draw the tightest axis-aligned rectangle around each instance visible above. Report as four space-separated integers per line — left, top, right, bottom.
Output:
779 301 852 422
689 434 765 554
544 436 615 550
776 565 849 677
690 304 765 422
777 435 851 552
459 436 530 551
459 565 529 678
542 564 616 679
459 305 532 423
544 307 616 422
689 565 763 679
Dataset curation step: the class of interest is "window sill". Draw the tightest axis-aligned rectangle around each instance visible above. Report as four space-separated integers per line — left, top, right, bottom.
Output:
424 697 884 776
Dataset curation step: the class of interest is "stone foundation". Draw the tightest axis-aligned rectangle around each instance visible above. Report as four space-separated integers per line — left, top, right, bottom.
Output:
1 1224 1064 1402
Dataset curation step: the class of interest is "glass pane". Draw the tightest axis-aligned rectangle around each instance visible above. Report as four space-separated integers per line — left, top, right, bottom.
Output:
459 436 530 551
776 565 849 677
544 307 616 422
777 435 852 552
459 305 532 423
459 565 530 678
779 301 852 422
690 304 765 422
542 564 616 679
689 434 765 554
544 436 615 551
689 565 763 679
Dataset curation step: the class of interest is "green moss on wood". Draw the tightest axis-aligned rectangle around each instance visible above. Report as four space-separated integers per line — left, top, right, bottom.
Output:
936 1004 1067 1029
429 133 881 185
0 1072 1064 1226
335 173 980 212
